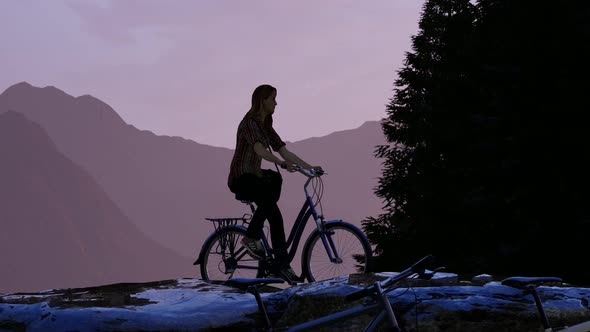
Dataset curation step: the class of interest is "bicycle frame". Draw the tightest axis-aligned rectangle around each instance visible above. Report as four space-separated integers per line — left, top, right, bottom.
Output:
285 299 395 332
256 168 343 266
235 256 434 332
196 166 358 280
234 281 401 332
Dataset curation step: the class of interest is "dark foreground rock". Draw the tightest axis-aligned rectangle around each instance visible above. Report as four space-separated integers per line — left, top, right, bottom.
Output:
272 273 590 331
1 273 589 331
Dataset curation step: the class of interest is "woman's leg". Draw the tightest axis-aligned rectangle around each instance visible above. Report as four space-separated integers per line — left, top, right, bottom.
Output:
230 173 289 262
256 200 288 264
230 174 266 239
246 206 266 239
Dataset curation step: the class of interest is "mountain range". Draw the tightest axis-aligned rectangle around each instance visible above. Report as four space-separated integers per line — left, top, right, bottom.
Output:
0 82 387 292
0 111 194 293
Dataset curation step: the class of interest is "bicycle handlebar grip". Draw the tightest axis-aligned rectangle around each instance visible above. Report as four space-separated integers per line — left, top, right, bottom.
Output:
345 255 434 302
411 255 434 273
344 286 372 302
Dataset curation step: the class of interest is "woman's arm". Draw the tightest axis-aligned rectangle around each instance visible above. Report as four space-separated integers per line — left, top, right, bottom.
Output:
278 146 313 169
254 142 287 166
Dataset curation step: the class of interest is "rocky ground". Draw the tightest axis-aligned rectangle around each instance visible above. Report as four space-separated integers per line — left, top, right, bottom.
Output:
1 272 589 331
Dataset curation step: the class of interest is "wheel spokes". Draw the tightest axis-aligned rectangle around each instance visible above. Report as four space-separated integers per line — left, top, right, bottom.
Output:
204 229 260 280
307 226 369 281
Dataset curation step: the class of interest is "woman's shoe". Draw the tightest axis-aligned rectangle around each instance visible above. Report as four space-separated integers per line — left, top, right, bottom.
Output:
279 266 305 285
240 237 266 259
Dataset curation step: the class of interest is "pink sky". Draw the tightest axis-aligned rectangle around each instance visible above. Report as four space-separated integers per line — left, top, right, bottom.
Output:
0 1 423 148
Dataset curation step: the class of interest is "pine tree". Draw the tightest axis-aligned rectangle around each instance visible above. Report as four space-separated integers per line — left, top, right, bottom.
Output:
366 0 590 283
363 0 478 271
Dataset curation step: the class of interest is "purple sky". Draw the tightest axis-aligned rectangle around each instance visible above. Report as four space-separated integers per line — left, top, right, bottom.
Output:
0 1 423 148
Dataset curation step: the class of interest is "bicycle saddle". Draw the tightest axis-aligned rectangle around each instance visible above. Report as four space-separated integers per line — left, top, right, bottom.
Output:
501 276 562 289
225 277 285 290
234 193 254 203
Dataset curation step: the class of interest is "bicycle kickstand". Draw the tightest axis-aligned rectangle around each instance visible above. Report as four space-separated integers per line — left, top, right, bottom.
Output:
375 282 402 332
247 285 273 331
525 285 552 331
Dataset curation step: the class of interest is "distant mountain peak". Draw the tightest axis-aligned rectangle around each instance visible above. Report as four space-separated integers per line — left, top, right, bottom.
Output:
359 120 381 127
1 82 125 127
3 82 68 96
12 81 32 88
317 120 382 138
73 94 126 124
3 81 33 93
77 94 97 101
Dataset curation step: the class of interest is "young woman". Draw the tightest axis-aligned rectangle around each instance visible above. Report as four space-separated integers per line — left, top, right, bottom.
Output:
227 84 322 283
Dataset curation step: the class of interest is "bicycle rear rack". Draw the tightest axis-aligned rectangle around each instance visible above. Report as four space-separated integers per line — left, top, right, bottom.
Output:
205 213 252 232
194 214 253 266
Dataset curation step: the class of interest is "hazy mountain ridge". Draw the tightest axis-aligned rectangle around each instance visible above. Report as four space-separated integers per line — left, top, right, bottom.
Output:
0 110 194 293
0 82 387 278
0 83 234 258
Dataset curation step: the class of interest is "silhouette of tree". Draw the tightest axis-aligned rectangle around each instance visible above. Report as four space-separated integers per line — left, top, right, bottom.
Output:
363 0 478 271
364 0 590 283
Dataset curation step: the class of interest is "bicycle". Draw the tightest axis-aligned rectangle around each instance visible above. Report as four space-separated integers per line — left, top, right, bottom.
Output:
193 165 373 283
502 276 590 332
224 255 439 331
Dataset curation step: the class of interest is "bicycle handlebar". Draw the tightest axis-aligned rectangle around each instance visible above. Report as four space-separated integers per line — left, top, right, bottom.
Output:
344 255 435 302
279 164 325 177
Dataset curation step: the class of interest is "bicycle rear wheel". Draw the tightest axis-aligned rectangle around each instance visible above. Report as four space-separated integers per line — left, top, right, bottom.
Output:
200 226 261 281
302 221 372 282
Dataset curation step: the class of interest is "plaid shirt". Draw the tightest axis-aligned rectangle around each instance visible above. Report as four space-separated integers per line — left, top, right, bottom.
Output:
228 114 286 187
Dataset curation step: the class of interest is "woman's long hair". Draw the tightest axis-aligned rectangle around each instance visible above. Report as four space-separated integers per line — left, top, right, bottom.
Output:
246 84 276 131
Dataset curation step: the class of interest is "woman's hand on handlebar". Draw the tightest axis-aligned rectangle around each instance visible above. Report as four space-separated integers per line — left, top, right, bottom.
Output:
301 165 324 176
280 163 325 176
311 166 324 175
279 161 298 172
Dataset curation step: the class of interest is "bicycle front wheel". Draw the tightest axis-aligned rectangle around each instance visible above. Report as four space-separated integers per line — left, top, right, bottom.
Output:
302 221 372 282
200 226 261 281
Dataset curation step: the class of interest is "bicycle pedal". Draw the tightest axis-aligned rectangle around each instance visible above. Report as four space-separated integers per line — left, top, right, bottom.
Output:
284 279 297 286
283 277 304 286
273 273 300 286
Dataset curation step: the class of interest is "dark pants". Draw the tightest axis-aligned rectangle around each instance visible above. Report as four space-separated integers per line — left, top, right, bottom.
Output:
229 170 288 265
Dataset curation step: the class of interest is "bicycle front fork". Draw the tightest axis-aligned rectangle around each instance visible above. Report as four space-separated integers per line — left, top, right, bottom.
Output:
319 228 343 264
